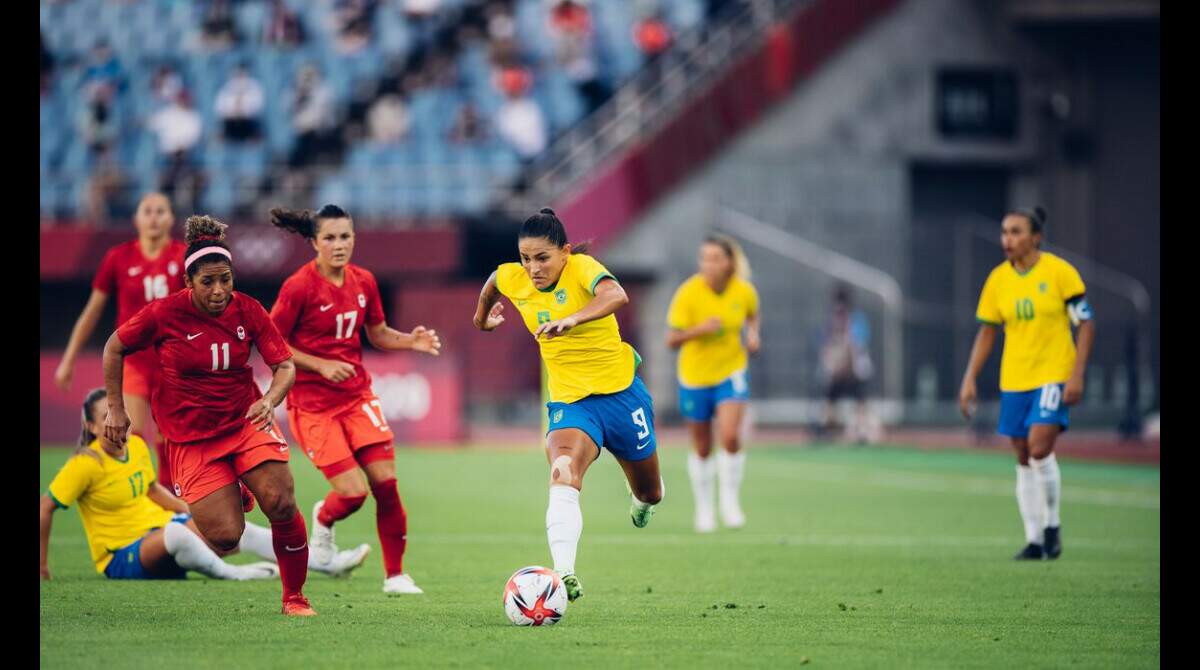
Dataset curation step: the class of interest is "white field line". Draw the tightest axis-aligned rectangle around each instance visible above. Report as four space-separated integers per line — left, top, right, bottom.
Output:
747 461 1160 510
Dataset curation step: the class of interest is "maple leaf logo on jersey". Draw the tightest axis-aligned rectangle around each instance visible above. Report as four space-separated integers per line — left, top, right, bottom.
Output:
236 326 246 340
358 293 367 308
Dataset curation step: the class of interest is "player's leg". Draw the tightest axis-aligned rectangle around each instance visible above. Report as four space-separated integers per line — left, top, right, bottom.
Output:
240 456 314 615
288 404 364 566
1028 389 1067 559
138 517 277 580
714 400 748 529
615 450 664 514
544 424 600 601
686 419 716 532
360 449 419 593
999 390 1044 559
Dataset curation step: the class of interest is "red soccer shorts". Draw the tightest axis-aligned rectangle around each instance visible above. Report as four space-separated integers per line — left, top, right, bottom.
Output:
287 391 395 479
168 420 290 504
122 349 159 399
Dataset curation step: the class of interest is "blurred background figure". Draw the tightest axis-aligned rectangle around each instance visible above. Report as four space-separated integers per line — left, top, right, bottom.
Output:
147 90 204 214
816 284 880 444
262 0 307 48
197 0 241 52
215 63 265 144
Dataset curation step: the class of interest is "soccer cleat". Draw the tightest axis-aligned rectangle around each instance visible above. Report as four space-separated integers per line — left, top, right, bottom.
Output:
559 572 584 602
326 543 371 577
626 479 659 529
235 561 280 581
310 500 336 568
238 480 255 513
1013 543 1045 560
719 497 746 530
281 594 317 617
1044 526 1062 559
694 509 717 533
382 573 424 595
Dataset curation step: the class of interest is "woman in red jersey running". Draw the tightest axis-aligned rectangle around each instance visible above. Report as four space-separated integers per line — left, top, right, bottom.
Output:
102 215 316 617
56 192 186 489
269 205 441 595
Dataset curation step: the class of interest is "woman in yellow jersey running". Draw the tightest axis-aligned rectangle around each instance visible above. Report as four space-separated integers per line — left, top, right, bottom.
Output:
666 235 760 533
958 207 1095 561
473 208 663 603
39 388 286 581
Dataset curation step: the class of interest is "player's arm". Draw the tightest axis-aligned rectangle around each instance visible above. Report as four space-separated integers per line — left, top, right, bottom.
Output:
39 494 58 580
101 331 131 446
473 271 506 332
287 345 358 383
958 324 998 420
147 482 189 514
744 310 761 355
246 358 296 430
1064 295 1096 405
365 321 442 356
535 277 628 340
665 319 723 349
55 289 110 391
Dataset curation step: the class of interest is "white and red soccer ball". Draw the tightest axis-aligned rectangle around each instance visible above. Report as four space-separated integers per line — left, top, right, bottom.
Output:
503 566 568 626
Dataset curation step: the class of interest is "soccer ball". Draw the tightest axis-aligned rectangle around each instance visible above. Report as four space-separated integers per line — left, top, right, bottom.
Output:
503 566 568 626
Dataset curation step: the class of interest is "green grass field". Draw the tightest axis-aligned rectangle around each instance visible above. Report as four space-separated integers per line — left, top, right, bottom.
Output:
39 442 1160 669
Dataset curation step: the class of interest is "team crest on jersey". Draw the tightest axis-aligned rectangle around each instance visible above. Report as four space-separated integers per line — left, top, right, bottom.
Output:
173 483 182 496
358 293 367 308
554 289 567 304
168 261 179 276
236 326 246 340
552 409 564 424
1038 282 1048 293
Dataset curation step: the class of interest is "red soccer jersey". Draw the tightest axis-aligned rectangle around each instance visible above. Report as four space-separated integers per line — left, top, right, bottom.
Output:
117 290 293 444
92 240 188 326
270 261 387 412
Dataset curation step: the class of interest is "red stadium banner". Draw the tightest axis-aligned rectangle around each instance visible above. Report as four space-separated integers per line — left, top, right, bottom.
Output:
40 351 465 446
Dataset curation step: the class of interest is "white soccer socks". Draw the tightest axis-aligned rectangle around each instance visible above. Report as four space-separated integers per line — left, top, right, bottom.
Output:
236 521 276 560
716 450 746 528
1015 464 1046 545
546 485 582 575
687 452 717 532
164 522 274 580
1030 454 1062 528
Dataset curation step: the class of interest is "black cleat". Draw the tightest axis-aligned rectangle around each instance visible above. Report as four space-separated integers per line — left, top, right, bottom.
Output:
1043 526 1061 559
1014 543 1045 560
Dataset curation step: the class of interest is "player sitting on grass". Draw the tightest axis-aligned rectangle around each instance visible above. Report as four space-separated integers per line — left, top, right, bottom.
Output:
473 208 664 603
40 389 370 582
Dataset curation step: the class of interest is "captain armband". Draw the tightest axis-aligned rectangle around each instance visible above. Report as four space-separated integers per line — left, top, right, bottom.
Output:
1066 296 1093 326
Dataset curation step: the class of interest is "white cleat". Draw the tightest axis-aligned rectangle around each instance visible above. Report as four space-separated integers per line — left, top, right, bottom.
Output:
310 500 336 568
235 561 280 581
320 543 371 578
695 509 717 534
720 502 746 529
383 573 424 595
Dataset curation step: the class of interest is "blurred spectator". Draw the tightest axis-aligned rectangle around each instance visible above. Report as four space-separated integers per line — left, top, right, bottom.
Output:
334 0 378 54
493 63 532 98
80 41 126 97
76 83 118 158
147 90 205 212
84 148 131 223
547 0 611 115
215 63 265 143
484 0 516 42
448 101 488 144
288 66 339 168
150 65 184 109
199 0 241 51
496 88 547 164
633 12 673 60
403 0 442 48
816 284 880 444
40 32 54 96
263 0 306 47
367 91 411 144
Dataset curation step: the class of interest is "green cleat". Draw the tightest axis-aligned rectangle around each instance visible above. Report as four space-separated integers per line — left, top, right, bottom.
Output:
560 573 584 602
626 480 658 529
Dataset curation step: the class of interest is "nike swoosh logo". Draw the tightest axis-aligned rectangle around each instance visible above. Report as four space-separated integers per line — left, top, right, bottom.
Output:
319 304 334 312
637 441 651 450
186 333 202 341
284 543 307 552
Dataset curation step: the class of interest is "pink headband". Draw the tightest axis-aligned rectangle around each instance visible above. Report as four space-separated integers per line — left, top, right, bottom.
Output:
185 246 232 270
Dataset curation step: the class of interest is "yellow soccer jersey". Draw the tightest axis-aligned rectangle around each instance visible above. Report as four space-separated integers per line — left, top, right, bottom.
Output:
975 252 1087 392
496 253 639 403
667 274 760 388
47 435 174 573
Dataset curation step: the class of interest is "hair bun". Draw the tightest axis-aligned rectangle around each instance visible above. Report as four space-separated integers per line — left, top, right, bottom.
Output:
184 215 229 245
539 207 557 217
1032 206 1047 224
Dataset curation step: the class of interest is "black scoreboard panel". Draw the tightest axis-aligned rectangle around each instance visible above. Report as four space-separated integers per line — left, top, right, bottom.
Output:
935 67 1019 141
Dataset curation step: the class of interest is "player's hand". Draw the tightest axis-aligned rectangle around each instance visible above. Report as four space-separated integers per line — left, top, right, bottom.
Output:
482 302 506 331
958 379 977 420
54 360 73 392
320 360 357 383
1064 376 1084 406
245 398 276 431
696 317 723 336
745 329 761 355
534 315 579 340
410 326 442 356
104 405 131 447
40 565 50 581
